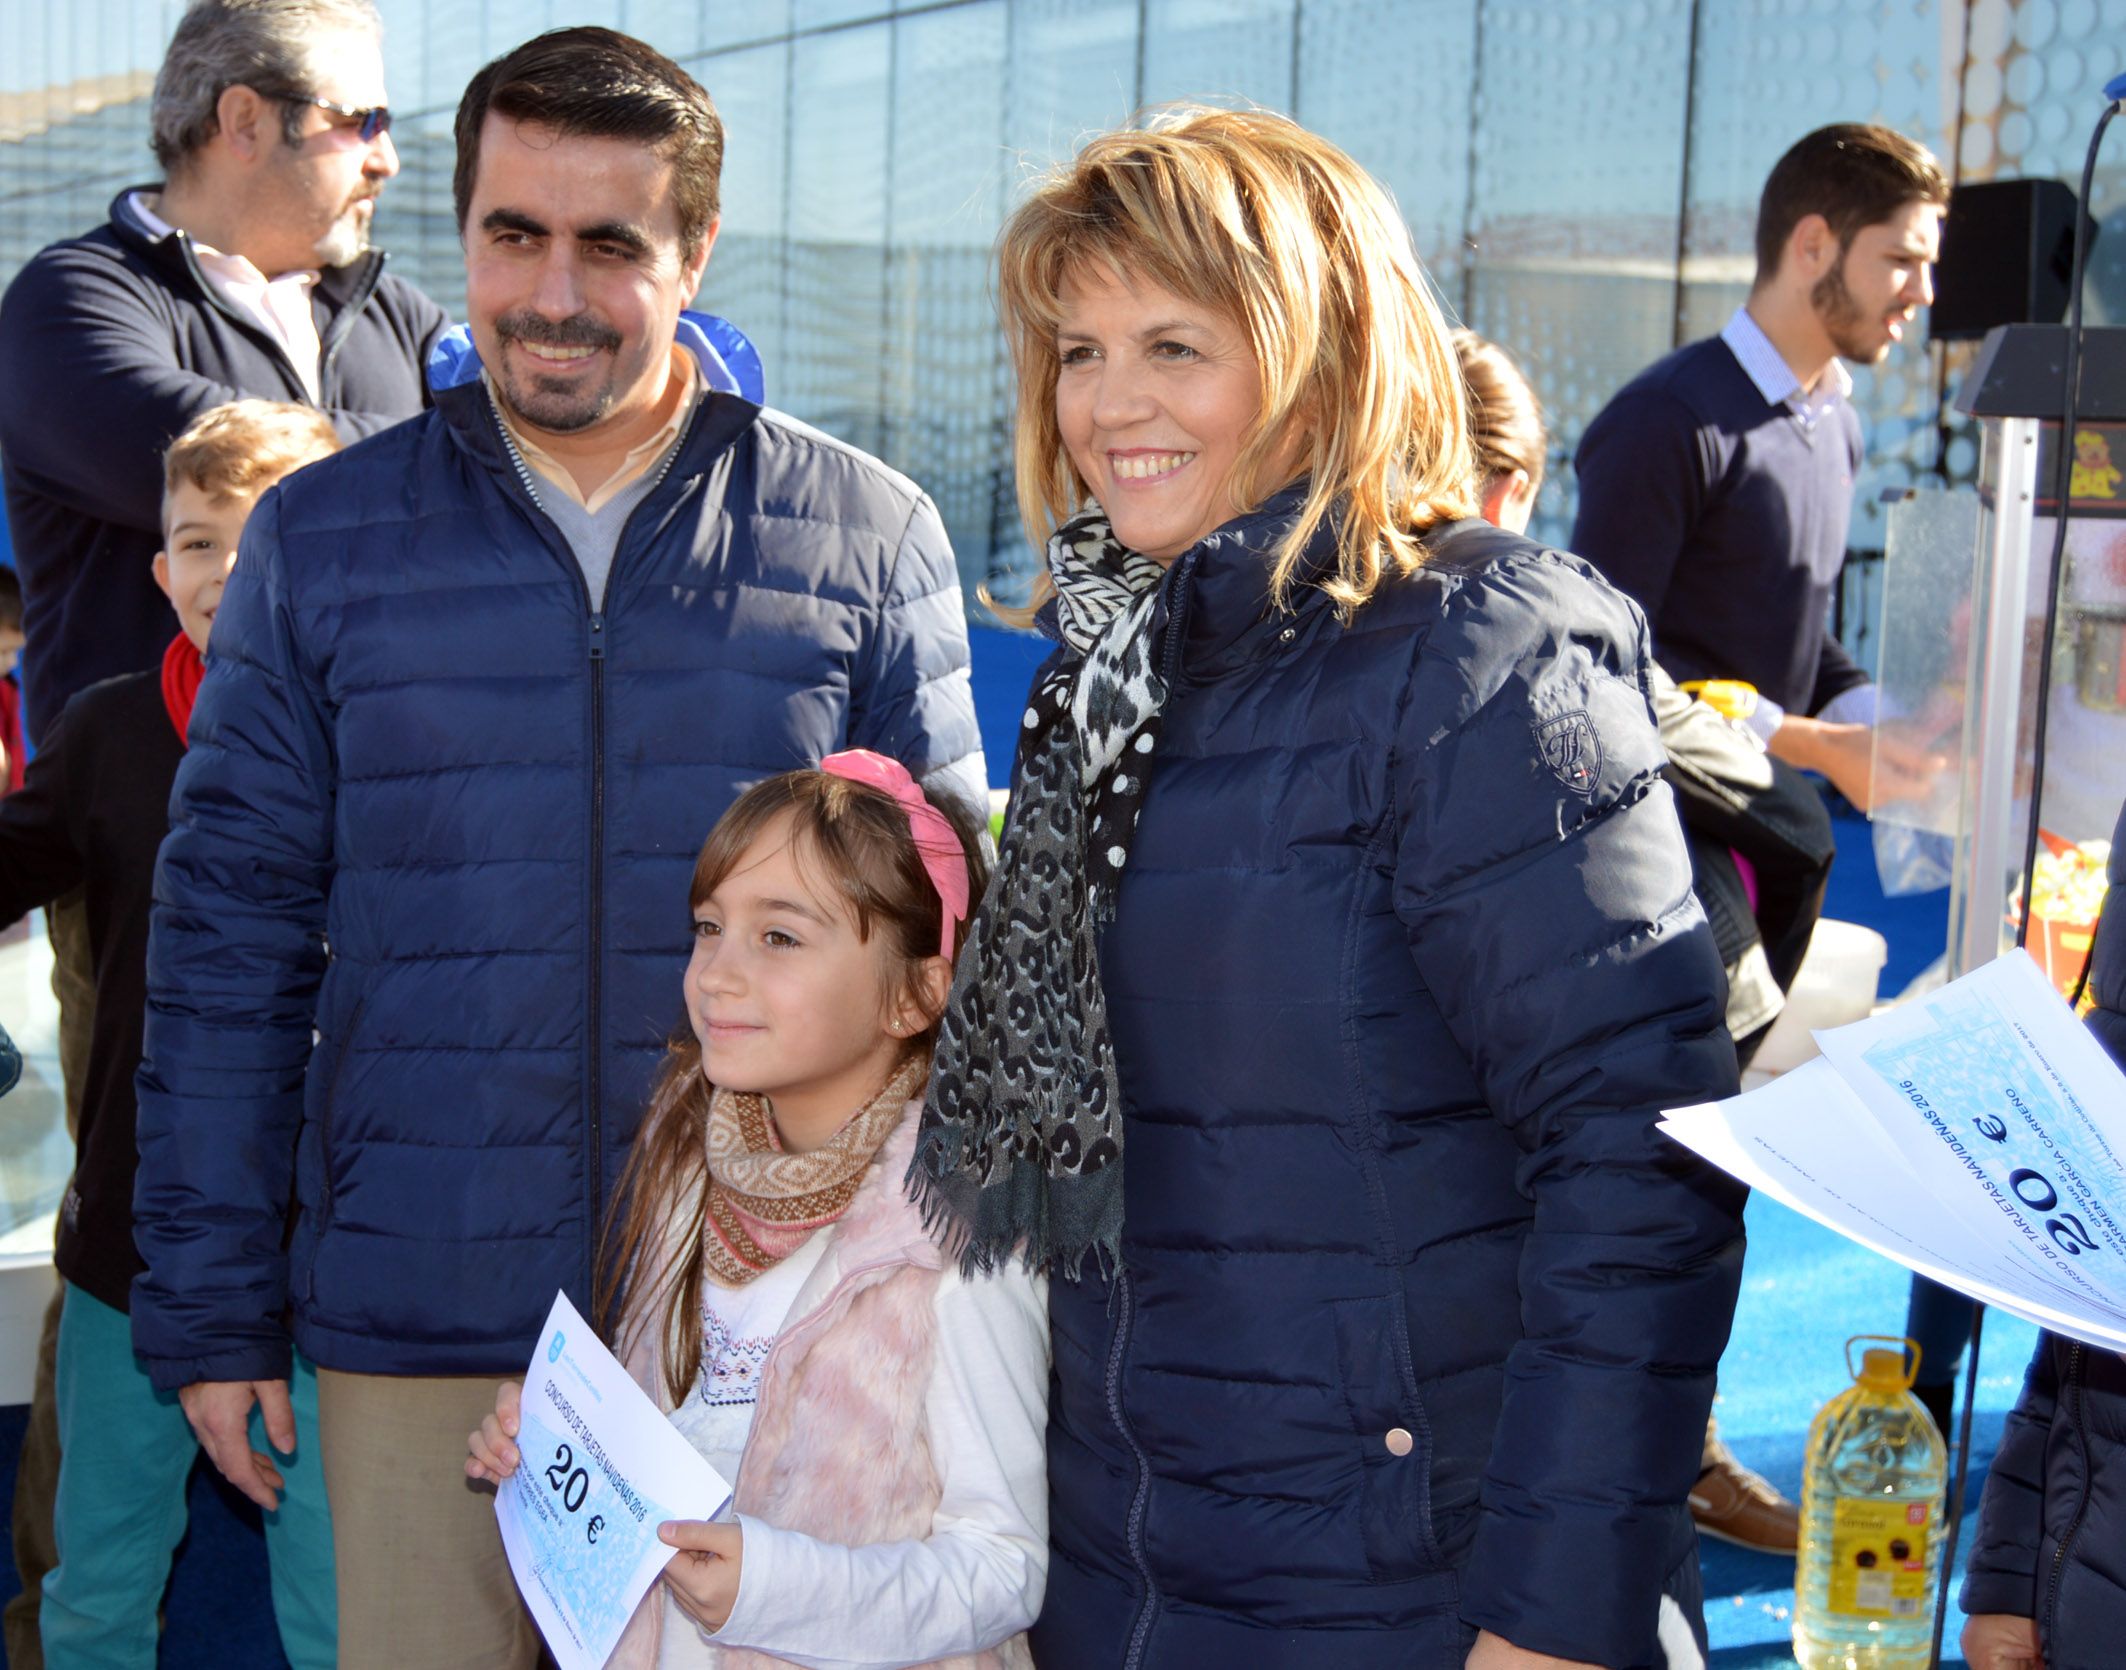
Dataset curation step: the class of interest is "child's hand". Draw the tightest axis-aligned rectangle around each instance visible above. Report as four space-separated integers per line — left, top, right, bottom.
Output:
464 1381 524 1485
1961 1613 2045 1670
659 1520 744 1633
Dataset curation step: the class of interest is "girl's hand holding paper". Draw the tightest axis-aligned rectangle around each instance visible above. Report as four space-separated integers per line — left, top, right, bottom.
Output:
659 1520 743 1632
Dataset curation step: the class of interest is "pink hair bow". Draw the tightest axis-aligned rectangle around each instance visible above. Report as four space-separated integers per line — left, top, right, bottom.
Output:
818 750 972 959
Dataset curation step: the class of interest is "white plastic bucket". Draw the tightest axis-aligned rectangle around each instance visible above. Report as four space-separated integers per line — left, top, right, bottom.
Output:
1750 918 1891 1076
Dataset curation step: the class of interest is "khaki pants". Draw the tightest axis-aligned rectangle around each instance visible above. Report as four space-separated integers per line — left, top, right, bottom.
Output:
6 892 97 1670
316 1368 541 1670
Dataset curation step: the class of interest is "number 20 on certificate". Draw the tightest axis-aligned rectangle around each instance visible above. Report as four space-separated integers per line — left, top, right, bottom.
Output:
544 1443 606 1545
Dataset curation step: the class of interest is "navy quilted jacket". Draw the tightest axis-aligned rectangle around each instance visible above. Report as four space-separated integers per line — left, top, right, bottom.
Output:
1962 798 2126 1669
1031 501 1745 1669
131 323 984 1386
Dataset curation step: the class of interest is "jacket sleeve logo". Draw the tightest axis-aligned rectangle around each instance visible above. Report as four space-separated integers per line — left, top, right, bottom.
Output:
1535 710 1602 797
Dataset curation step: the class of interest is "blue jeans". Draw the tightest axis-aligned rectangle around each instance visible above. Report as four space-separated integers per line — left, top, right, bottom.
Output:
41 1282 336 1670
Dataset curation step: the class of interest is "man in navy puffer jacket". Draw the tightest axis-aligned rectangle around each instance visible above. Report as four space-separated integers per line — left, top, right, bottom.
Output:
131 29 982 1664
1961 797 2126 1670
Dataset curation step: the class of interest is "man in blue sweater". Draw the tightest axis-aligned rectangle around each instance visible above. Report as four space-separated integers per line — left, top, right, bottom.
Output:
1574 123 1947 806
1572 122 1950 1556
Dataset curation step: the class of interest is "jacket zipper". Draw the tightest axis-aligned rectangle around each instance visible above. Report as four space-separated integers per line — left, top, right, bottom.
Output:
171 230 379 406
586 609 607 1297
486 395 702 1300
1157 553 1200 692
1107 567 1185 1667
1105 1270 1160 1668
2043 1340 2090 1644
316 253 385 382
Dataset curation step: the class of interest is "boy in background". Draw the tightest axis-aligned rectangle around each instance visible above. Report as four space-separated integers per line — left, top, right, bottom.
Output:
0 400 341 1669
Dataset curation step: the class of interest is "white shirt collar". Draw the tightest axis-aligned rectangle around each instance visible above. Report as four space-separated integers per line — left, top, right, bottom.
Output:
127 191 320 287
128 190 179 243
1720 305 1852 424
128 191 322 399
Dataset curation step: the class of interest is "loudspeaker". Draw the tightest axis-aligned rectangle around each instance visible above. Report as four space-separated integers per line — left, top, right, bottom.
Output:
1932 178 2095 343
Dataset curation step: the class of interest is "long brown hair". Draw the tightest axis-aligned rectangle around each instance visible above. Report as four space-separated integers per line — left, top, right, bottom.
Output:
1451 330 1548 500
993 105 1477 621
594 770 988 1404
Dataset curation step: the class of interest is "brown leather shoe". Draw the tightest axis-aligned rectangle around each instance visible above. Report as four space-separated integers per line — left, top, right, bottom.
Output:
1689 1438 1800 1555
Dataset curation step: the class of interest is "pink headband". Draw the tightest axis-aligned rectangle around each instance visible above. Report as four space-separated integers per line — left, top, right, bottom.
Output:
818 750 972 960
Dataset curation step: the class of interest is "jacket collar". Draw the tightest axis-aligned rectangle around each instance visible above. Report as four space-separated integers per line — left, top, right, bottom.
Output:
1030 480 1334 685
1042 493 1521 687
1032 479 1329 674
1112 479 1336 686
106 186 386 326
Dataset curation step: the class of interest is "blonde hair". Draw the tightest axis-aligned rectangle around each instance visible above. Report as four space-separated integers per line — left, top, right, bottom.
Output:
995 105 1477 618
162 399 342 514
1451 330 1548 498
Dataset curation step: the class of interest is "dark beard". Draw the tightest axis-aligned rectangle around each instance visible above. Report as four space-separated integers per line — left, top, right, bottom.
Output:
1810 254 1888 364
491 310 625 433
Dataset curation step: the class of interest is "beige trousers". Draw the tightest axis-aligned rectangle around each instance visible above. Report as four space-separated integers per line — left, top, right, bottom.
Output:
316 1368 542 1670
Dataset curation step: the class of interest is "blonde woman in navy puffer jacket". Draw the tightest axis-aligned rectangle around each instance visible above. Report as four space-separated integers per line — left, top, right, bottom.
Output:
910 108 1747 1670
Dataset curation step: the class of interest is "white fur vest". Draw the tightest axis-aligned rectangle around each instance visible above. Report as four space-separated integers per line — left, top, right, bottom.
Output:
609 1106 1032 1670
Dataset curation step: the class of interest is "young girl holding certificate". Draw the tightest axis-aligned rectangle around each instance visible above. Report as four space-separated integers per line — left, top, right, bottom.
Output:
468 753 1044 1669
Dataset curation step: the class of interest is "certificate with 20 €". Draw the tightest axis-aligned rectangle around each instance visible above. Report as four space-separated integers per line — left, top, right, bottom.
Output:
495 1289 733 1670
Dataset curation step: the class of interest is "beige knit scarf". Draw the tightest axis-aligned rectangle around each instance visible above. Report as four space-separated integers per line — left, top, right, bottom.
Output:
702 1053 927 1287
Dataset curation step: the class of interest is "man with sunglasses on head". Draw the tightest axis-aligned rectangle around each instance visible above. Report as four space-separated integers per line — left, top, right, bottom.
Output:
0 3 441 1666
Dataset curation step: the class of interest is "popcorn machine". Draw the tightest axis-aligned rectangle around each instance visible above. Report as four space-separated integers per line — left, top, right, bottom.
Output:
1928 324 2126 992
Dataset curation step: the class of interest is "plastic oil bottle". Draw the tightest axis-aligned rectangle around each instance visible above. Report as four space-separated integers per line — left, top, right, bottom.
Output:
1793 1335 1948 1669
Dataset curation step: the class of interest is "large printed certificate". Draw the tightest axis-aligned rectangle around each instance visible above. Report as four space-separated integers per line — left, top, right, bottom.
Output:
1661 950 2126 1354
496 1290 733 1670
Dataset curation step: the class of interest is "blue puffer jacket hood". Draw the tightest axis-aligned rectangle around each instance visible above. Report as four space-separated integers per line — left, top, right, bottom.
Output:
1027 492 1744 1668
131 320 983 1384
1963 797 2126 1670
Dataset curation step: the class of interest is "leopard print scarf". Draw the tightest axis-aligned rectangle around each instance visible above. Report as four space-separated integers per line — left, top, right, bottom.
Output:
704 1053 928 1286
910 511 1171 1280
